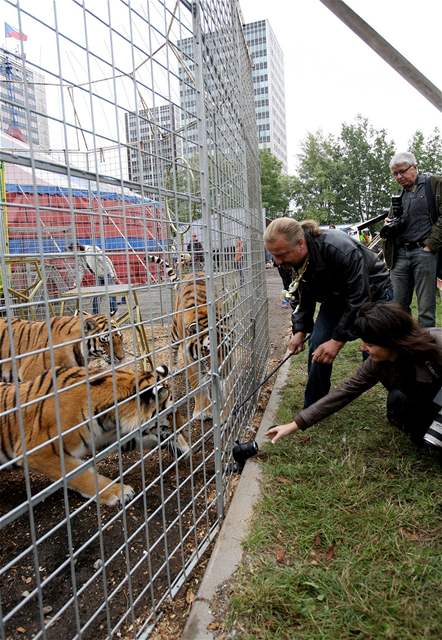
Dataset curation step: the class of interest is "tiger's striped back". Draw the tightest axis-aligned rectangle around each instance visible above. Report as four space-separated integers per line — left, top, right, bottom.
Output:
171 272 210 363
0 314 124 383
147 254 232 418
0 364 174 505
172 273 231 419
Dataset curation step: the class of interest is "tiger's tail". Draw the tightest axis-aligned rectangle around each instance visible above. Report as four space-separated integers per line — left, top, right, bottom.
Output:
147 255 179 283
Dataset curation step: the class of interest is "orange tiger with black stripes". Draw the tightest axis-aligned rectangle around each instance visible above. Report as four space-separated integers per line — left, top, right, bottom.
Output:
0 364 189 505
0 313 124 382
148 255 231 419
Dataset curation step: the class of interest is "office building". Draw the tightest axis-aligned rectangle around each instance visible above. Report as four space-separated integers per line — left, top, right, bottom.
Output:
242 20 287 172
125 104 180 189
177 20 287 172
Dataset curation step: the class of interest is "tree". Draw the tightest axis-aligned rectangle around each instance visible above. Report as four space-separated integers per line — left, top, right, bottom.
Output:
339 117 395 221
259 149 295 219
409 128 442 173
292 131 347 225
291 116 395 225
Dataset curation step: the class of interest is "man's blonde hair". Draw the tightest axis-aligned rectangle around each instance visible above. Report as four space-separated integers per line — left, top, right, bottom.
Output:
263 217 321 245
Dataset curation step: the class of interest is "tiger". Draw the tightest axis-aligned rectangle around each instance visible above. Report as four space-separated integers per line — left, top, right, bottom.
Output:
0 364 189 506
0 313 125 383
148 255 231 419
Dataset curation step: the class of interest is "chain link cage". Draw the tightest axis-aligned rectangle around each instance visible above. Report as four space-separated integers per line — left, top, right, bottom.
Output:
0 0 269 637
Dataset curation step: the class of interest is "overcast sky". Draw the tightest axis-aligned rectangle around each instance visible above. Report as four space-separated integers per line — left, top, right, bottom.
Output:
239 0 441 173
2 0 440 177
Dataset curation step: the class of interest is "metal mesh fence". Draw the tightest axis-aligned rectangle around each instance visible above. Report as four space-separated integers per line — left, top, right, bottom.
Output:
0 0 268 637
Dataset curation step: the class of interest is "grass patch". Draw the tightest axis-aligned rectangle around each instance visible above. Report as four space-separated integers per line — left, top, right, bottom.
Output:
226 337 442 640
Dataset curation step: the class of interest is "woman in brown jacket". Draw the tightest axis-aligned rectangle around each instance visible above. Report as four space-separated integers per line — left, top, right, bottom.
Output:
267 303 442 447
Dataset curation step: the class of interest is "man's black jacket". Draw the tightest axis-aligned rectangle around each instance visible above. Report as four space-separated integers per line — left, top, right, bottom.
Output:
278 230 391 342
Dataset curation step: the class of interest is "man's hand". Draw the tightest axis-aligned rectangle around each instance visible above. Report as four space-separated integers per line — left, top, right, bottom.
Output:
266 421 299 444
288 331 306 354
312 339 345 365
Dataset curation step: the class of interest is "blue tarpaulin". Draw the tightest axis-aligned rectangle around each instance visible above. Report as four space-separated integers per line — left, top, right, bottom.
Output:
6 184 161 206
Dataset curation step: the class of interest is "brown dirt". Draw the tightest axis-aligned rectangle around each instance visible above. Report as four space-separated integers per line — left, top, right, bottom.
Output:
0 269 291 640
150 269 292 639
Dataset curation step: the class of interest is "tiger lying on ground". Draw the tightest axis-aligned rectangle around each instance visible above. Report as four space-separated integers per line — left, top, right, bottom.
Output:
148 255 231 419
0 314 125 383
0 365 189 505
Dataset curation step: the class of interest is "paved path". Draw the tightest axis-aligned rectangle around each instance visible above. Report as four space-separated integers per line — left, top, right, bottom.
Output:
264 266 292 361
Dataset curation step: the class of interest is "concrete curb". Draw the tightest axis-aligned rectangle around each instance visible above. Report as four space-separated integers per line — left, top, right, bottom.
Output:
182 352 293 640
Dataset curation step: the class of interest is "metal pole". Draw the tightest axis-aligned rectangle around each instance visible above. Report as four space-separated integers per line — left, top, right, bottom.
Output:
319 0 442 112
192 0 225 521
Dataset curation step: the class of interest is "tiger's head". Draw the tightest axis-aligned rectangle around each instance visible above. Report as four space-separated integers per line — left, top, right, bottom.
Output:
186 312 233 364
118 365 190 458
117 364 171 430
83 313 125 364
187 320 210 355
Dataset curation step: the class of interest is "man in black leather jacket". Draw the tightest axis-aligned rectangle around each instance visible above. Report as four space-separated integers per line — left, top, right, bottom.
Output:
264 217 392 407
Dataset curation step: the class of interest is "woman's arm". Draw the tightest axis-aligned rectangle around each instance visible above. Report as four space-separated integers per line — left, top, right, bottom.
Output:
265 358 381 443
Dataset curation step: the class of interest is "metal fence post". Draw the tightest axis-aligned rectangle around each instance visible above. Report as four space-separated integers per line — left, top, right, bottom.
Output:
192 0 225 522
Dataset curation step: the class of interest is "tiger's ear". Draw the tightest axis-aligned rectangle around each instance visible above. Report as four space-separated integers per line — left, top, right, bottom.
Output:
187 322 198 336
155 364 169 379
83 318 97 333
110 309 118 318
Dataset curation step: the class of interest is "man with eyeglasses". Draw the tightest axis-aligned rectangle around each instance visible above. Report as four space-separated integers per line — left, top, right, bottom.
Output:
381 151 442 327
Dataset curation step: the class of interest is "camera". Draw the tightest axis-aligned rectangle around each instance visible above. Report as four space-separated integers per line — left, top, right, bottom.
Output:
379 195 405 239
232 439 259 473
391 194 403 218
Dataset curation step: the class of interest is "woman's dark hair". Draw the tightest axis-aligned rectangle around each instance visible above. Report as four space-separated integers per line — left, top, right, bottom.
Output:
354 302 442 364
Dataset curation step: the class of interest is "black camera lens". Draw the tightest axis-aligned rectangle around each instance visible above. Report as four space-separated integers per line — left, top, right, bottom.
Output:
232 439 259 473
391 195 403 217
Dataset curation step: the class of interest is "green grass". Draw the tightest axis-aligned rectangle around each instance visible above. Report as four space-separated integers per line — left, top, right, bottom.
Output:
226 335 442 640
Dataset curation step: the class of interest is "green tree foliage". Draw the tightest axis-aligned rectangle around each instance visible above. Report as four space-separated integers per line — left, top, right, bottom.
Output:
259 149 295 219
293 131 347 225
291 116 396 225
409 128 442 173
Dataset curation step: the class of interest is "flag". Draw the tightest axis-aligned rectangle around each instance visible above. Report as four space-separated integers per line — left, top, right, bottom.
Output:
4 23 28 41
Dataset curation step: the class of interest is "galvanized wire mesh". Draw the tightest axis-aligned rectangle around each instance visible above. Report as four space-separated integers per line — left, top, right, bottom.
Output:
0 0 268 637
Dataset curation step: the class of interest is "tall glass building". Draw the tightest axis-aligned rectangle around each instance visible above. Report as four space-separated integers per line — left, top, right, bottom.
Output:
242 20 287 172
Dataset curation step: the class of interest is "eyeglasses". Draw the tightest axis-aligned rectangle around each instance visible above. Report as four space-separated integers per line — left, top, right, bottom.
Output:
391 164 414 177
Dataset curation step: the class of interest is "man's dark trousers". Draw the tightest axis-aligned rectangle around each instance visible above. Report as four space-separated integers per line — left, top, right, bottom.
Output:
304 288 393 408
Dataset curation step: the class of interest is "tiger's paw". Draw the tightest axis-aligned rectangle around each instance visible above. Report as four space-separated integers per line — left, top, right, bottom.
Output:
101 483 135 506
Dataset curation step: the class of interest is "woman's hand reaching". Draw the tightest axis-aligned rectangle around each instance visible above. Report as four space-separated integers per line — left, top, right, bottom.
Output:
265 421 299 444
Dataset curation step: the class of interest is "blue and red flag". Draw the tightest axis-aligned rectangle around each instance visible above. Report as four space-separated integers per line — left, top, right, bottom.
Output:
4 23 28 41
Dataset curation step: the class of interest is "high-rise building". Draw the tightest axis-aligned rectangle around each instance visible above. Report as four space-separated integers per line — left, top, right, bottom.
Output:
0 49 50 148
242 20 287 172
125 104 180 189
176 21 287 172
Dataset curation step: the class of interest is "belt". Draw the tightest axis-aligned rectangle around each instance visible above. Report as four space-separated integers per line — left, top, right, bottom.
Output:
399 240 425 249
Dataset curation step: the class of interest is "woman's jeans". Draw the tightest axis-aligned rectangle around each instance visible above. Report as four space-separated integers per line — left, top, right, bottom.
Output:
387 388 438 443
304 287 393 408
390 246 437 327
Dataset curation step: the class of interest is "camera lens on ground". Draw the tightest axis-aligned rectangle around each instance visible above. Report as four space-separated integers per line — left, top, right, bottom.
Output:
232 439 259 473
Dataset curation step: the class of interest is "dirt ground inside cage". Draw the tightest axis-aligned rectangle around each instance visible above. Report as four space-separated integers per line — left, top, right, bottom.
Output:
0 269 291 640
